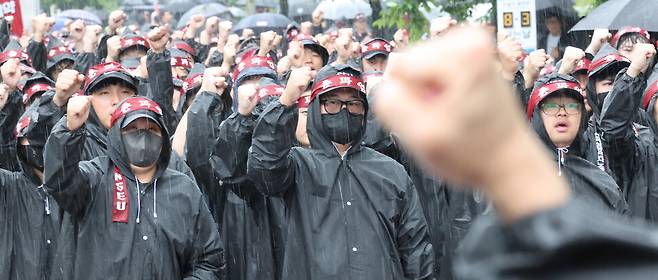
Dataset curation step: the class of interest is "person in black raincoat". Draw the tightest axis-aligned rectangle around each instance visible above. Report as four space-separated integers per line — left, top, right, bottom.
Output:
44 96 225 279
598 42 658 221
176 73 289 280
370 27 658 280
37 26 194 180
527 74 627 212
247 63 434 279
0 104 62 280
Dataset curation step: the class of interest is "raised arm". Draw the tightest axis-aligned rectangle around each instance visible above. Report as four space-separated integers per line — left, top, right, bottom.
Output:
44 96 96 219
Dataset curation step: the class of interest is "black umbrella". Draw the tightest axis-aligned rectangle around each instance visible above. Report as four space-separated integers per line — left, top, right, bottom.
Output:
570 0 658 32
233 13 292 35
177 3 231 29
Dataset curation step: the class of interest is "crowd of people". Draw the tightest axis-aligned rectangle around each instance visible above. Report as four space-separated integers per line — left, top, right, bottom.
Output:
3 5 658 280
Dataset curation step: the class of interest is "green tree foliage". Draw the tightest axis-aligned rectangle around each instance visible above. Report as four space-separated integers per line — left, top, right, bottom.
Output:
373 0 431 41
441 0 490 21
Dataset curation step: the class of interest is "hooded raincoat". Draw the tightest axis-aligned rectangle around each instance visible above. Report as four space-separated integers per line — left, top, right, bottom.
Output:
184 76 284 280
247 65 434 279
44 98 225 279
529 75 628 213
599 68 658 221
0 106 62 280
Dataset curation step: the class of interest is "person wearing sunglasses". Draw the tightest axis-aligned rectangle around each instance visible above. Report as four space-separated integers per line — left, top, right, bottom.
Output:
247 64 433 279
527 75 626 213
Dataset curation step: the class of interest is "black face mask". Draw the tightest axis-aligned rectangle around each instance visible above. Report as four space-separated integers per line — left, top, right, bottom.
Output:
596 91 609 112
17 144 44 171
122 129 162 167
321 108 364 144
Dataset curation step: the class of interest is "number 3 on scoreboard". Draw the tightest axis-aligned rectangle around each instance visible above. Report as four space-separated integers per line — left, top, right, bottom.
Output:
521 11 531 27
503 12 513 28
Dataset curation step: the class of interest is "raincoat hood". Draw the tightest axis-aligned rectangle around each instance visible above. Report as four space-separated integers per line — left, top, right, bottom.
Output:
529 74 588 158
45 37 75 74
231 54 277 111
307 63 368 156
18 72 54 105
586 44 630 119
107 96 171 181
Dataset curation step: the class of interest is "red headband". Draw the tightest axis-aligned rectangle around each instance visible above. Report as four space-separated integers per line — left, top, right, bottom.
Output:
255 84 284 103
182 73 203 93
298 94 311 109
0 50 31 65
611 27 650 48
171 56 192 69
48 46 73 60
310 74 366 101
23 83 53 104
173 41 195 57
110 97 163 127
83 62 132 94
360 40 393 55
527 80 583 119
14 116 30 138
294 34 318 43
643 80 658 109
574 58 591 73
235 49 257 65
588 53 630 74
120 37 150 50
232 55 276 81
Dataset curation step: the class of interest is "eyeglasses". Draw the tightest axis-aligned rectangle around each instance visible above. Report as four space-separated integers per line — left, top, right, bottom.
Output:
540 102 581 116
320 99 365 115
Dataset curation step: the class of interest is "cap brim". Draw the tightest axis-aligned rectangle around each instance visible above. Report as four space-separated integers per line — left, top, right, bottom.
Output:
362 51 389 61
120 112 159 129
87 72 137 94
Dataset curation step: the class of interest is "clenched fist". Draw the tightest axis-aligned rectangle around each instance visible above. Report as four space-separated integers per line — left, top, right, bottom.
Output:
199 67 227 95
148 24 170 53
66 96 92 131
281 66 316 107
1 58 21 91
54 69 85 107
627 43 656 77
237 84 259 116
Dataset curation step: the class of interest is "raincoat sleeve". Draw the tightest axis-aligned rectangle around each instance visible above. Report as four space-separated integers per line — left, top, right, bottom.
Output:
600 71 646 156
514 70 531 108
44 117 99 220
247 101 297 196
183 195 226 280
73 52 98 77
184 91 229 194
210 112 256 184
26 40 47 73
0 89 21 171
146 49 179 133
398 178 435 280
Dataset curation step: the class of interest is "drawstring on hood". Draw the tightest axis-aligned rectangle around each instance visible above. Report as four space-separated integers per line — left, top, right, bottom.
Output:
557 147 569 176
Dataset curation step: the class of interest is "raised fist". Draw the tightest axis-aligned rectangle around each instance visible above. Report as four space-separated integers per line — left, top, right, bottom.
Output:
54 69 85 107
281 66 316 106
237 84 259 116
66 96 92 131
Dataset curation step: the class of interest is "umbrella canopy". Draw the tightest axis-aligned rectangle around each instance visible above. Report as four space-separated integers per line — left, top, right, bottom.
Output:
316 0 373 20
289 0 317 20
570 0 658 32
233 13 292 35
177 3 231 29
57 9 102 25
229 7 247 19
166 0 198 15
